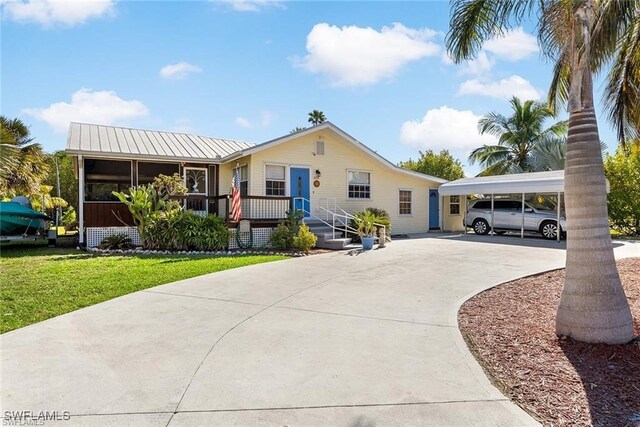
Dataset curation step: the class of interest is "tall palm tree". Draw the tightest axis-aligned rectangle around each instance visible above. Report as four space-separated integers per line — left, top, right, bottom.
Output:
447 0 635 344
470 96 567 175
307 110 326 126
0 116 50 199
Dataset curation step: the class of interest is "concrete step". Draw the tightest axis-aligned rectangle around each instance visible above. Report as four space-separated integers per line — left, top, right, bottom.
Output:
316 237 352 250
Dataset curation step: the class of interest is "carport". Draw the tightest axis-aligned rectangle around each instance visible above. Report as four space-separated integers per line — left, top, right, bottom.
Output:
438 170 564 242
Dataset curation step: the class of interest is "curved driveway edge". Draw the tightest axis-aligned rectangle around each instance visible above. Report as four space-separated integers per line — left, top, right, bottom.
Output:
2 235 637 426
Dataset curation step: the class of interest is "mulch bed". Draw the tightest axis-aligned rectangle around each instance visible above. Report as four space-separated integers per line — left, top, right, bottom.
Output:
459 258 640 427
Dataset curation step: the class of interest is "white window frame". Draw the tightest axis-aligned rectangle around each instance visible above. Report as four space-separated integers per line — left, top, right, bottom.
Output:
264 163 288 197
346 169 372 200
315 139 325 156
183 167 208 196
449 195 461 215
398 188 413 216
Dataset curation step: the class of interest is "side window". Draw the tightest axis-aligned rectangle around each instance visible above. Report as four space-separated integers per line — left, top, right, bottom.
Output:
473 201 489 209
449 195 460 215
494 201 509 211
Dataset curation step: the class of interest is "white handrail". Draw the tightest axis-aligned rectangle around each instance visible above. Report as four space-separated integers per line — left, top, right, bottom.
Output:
292 197 386 245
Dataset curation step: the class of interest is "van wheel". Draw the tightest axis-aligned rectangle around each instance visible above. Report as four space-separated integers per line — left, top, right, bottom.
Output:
473 219 490 235
540 221 559 240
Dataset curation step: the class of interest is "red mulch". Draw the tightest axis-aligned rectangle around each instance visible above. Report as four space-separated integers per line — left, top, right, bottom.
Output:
459 258 640 427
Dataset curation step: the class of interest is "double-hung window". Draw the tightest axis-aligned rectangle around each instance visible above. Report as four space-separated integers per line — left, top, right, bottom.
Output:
449 195 461 215
265 164 286 196
347 170 370 199
399 190 412 215
239 165 248 196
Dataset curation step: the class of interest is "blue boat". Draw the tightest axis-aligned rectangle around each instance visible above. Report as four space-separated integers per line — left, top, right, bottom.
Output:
0 197 52 237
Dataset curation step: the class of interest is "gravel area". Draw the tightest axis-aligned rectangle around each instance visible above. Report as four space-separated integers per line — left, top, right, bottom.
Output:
459 258 640 427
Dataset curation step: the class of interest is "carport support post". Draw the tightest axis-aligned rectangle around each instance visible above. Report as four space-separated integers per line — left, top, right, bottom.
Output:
78 155 84 246
557 192 561 243
521 193 525 239
490 194 495 236
463 195 467 234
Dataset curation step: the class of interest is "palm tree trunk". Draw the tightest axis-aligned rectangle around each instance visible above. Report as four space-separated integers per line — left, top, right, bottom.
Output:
556 106 633 344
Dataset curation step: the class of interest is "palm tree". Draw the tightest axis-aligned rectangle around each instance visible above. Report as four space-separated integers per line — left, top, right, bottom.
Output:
447 0 634 344
0 116 50 199
307 110 326 126
470 96 567 175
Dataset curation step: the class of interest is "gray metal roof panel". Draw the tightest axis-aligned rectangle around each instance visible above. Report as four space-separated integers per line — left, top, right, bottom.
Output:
66 122 255 161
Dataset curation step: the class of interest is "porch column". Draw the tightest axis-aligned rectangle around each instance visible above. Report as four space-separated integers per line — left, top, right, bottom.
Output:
78 155 84 245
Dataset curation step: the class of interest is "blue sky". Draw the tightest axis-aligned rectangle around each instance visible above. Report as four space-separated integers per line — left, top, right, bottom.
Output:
1 0 619 175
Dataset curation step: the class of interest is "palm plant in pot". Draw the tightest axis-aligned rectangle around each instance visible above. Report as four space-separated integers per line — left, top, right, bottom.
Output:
355 210 378 250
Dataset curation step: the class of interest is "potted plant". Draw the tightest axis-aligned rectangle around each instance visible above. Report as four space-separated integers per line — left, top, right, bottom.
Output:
355 210 378 250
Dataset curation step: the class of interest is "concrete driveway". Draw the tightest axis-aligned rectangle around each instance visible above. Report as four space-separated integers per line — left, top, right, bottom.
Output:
2 235 637 426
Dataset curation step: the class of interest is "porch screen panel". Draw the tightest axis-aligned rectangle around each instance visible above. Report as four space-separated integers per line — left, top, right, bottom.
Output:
137 162 180 186
85 159 132 201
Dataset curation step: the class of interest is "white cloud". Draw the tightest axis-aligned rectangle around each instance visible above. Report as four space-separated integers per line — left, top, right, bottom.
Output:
261 110 274 127
297 22 440 86
458 75 540 100
217 0 284 12
400 106 497 161
235 111 274 128
160 62 203 79
458 51 494 76
1 0 114 27
235 117 252 128
484 27 539 61
23 88 148 132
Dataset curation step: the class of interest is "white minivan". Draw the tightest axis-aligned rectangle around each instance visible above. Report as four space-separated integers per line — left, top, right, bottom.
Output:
464 199 566 240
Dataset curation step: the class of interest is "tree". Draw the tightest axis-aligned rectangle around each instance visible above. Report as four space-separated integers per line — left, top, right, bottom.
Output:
447 0 634 343
289 126 307 134
399 149 465 181
470 97 567 175
43 151 78 210
307 110 326 126
0 116 50 199
604 141 640 236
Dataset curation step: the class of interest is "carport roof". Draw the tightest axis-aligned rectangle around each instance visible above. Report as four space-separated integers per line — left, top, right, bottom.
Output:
438 170 564 196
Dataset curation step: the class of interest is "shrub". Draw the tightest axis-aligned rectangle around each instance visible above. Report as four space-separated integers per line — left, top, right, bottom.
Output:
98 233 134 250
145 211 229 251
61 206 77 229
604 142 640 236
350 207 391 242
284 209 303 234
269 223 294 250
293 223 317 252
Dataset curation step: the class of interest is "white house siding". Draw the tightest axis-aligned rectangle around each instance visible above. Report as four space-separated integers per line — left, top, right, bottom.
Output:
243 129 439 235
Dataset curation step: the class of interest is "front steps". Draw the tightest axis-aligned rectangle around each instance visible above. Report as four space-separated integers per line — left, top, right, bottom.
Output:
304 219 354 250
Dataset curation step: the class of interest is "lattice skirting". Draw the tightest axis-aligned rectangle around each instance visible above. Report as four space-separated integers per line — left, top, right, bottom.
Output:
87 226 274 249
86 226 141 248
229 227 274 250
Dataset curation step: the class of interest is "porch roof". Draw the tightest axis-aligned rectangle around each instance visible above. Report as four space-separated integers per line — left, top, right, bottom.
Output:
66 122 255 162
438 170 565 196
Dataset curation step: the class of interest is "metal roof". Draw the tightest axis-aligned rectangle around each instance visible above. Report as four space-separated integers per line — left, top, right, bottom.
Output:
438 170 565 195
66 122 255 162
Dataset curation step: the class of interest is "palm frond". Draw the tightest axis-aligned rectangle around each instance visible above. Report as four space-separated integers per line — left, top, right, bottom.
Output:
445 0 536 62
603 7 640 144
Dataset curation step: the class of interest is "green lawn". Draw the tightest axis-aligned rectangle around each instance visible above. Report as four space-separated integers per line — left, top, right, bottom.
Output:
0 243 287 333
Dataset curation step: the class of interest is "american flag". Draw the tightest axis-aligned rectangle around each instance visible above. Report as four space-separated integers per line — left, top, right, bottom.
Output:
231 167 242 222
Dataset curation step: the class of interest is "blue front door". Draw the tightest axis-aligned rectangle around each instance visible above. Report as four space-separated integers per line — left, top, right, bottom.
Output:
429 189 440 229
290 167 310 216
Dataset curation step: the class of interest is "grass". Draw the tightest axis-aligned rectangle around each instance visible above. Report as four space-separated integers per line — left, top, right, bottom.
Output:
0 242 287 334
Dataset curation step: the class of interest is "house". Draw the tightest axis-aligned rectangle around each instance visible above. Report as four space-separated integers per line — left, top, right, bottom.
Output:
65 121 449 247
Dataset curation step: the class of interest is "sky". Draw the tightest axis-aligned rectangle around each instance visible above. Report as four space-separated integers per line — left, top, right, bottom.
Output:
1 0 620 176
